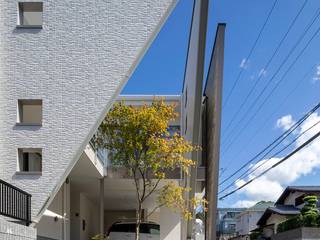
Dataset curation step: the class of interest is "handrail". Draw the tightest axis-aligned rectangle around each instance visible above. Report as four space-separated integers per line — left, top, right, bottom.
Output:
0 179 32 226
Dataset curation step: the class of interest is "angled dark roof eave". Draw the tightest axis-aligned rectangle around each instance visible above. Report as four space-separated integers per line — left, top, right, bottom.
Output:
257 205 301 227
275 186 320 205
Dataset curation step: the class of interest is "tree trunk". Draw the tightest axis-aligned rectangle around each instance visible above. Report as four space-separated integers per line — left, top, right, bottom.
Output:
135 204 142 240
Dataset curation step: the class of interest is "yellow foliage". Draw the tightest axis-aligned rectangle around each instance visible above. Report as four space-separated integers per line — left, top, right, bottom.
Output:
93 99 205 222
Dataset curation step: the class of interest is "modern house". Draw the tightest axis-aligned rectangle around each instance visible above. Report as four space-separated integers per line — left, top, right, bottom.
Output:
0 1 226 240
257 186 320 238
216 208 246 239
234 201 273 240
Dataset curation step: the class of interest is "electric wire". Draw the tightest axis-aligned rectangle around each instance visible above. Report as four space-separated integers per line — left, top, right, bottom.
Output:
219 117 320 195
222 0 308 139
219 99 320 187
221 9 320 155
219 128 320 200
223 0 278 108
220 64 316 174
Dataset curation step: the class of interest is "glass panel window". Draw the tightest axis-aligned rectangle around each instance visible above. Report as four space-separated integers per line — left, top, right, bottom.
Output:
167 125 181 136
18 148 42 173
149 224 160 235
17 99 42 125
18 2 43 27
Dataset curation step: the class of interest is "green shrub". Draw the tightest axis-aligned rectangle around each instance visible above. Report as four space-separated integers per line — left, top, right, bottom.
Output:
301 195 319 227
250 229 262 240
277 215 303 233
277 195 320 233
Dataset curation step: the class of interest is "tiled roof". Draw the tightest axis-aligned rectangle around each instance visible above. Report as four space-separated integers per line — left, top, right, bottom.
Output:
257 205 300 226
276 186 320 204
247 201 274 211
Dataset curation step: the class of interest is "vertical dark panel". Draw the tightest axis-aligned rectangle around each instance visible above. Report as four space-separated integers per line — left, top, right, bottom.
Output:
181 0 209 238
204 23 226 240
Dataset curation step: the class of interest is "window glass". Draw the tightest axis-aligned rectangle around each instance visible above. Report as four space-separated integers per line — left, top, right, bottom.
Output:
167 126 181 136
18 148 42 172
295 195 305 206
18 2 43 26
18 99 42 125
140 224 149 234
149 224 160 235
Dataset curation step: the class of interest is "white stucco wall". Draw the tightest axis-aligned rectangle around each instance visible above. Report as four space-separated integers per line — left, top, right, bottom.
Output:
79 193 99 240
0 218 37 240
266 214 287 234
236 211 264 236
70 189 80 240
160 206 181 240
37 182 70 240
283 192 302 206
0 0 177 221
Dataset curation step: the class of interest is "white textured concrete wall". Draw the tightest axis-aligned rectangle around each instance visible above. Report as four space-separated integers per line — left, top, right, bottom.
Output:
0 0 176 221
36 181 70 240
79 193 99 240
0 218 36 240
160 207 181 240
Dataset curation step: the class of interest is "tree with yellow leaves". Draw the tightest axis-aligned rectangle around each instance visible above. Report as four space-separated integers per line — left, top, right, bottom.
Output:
93 100 206 240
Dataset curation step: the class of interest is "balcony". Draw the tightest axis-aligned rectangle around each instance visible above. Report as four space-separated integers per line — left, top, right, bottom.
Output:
0 179 31 226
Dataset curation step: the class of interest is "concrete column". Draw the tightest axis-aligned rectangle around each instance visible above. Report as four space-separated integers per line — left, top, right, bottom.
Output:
180 0 209 238
61 182 70 240
160 207 181 240
64 179 70 240
204 23 226 240
100 178 104 238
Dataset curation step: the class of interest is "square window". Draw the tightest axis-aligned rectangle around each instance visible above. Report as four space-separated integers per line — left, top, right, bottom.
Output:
18 2 43 28
17 99 42 125
17 148 42 173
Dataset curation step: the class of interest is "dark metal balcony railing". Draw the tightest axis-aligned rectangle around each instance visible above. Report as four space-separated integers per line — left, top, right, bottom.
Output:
0 179 31 226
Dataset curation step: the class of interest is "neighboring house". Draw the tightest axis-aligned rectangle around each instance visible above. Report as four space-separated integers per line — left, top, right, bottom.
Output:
0 1 226 240
235 201 274 239
216 208 246 239
257 186 320 238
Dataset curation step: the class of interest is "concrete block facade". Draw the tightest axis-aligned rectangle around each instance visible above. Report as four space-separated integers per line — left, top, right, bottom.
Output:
0 218 37 240
272 227 320 240
0 0 176 222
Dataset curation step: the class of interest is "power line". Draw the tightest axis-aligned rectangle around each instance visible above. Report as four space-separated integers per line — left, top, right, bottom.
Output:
223 0 278 108
222 0 308 138
219 117 320 195
219 128 320 200
220 64 315 172
222 7 320 146
219 100 320 187
221 10 320 155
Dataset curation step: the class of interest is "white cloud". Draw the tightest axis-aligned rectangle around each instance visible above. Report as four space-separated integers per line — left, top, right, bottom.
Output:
239 58 249 69
258 68 267 77
276 114 295 131
312 65 320 83
234 113 320 203
232 200 257 208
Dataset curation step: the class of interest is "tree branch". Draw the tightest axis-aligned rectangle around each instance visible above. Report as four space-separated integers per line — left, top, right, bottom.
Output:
146 203 166 219
144 178 161 201
138 167 147 201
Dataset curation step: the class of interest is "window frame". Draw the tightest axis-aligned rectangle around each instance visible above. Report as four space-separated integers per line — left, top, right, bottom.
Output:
17 99 43 126
17 2 43 29
16 148 42 175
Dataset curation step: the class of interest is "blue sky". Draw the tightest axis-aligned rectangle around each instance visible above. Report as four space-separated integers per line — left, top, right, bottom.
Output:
122 0 320 208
